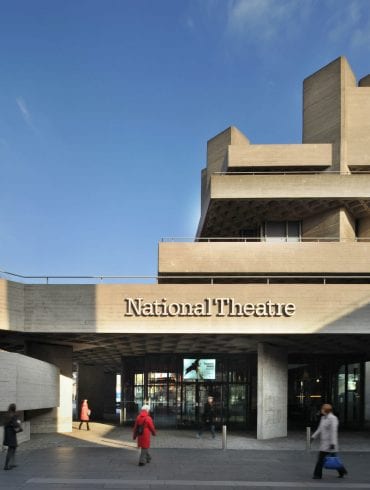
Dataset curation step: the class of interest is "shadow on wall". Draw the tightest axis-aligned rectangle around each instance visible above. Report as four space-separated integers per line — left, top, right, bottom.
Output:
320 300 370 334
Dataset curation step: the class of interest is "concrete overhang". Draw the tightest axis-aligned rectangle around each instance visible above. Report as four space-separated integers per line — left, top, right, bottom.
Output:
211 173 370 199
226 143 332 169
197 174 370 236
158 242 370 275
2 279 370 337
2 331 370 371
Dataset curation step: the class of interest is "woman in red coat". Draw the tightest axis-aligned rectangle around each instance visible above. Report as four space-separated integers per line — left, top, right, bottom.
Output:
78 399 90 430
133 404 156 466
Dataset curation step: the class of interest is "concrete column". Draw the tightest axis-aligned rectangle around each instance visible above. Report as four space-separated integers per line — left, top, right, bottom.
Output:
365 361 370 427
25 342 73 433
78 364 115 421
257 343 287 440
104 373 117 419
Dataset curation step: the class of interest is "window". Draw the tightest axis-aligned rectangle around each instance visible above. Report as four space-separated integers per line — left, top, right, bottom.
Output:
239 228 259 241
263 221 300 242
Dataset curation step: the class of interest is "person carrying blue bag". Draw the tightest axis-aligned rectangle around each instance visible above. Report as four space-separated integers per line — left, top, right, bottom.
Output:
311 403 348 479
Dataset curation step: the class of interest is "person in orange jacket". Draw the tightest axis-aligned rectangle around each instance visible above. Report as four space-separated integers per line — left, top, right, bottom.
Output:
78 399 91 430
133 404 156 466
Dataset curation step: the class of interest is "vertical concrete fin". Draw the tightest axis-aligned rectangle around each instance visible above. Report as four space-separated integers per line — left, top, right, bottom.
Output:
206 126 249 178
302 56 356 171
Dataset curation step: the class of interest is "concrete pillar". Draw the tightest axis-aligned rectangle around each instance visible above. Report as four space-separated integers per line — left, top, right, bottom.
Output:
78 365 115 421
104 372 117 418
25 342 73 433
257 343 287 440
365 362 370 427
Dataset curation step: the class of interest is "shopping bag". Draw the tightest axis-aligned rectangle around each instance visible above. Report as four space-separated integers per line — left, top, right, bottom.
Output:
323 454 343 470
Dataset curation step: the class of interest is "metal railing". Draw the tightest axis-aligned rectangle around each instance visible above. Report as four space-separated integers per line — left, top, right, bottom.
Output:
214 170 370 175
2 269 370 285
161 237 370 243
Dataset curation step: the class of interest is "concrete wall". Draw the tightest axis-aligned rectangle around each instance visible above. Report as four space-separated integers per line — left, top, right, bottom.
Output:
227 144 332 169
365 362 370 426
347 87 370 168
358 217 370 239
0 350 59 411
206 126 249 180
303 56 356 171
159 241 370 274
210 173 370 200
0 280 24 331
3 279 370 335
25 343 73 433
26 374 72 433
257 343 287 439
340 208 356 241
301 207 355 242
302 208 340 240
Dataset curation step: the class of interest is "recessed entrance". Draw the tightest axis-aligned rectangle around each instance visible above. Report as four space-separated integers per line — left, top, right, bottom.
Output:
121 354 255 429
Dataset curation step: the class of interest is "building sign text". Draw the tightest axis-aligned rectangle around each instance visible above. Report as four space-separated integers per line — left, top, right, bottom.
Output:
124 297 296 318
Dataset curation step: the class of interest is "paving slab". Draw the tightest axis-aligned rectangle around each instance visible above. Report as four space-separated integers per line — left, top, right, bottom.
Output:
1 424 369 489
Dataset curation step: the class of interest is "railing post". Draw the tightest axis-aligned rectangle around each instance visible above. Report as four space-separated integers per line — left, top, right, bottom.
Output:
306 426 311 451
222 425 227 450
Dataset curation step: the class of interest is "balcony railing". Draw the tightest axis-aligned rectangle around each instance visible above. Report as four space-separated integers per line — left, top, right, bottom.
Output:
161 237 370 242
214 170 370 175
2 269 370 285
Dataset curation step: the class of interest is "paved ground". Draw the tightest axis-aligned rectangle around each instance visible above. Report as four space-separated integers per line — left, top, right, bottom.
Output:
0 423 369 489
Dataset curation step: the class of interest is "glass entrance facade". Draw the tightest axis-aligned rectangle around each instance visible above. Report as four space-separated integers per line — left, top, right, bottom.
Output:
122 353 367 430
288 357 365 429
121 354 256 429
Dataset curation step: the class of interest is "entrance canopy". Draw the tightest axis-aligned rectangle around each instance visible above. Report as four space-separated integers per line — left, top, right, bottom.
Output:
2 331 370 372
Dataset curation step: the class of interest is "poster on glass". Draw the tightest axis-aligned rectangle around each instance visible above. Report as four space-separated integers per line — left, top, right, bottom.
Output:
183 359 216 380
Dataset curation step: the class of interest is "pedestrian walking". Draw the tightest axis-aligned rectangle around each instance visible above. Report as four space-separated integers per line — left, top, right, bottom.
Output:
3 403 22 471
78 399 91 430
311 403 348 479
133 404 156 466
197 395 216 438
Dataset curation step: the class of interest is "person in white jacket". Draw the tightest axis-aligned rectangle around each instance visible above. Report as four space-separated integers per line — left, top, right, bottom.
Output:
311 403 348 479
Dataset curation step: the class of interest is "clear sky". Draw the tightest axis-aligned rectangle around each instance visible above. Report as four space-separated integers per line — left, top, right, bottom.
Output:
1 0 370 281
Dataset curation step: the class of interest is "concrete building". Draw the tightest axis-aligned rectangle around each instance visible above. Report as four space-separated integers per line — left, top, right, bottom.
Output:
1 56 370 440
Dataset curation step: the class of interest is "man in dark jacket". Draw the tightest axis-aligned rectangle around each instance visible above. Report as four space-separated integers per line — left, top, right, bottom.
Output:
3 403 22 471
197 396 216 438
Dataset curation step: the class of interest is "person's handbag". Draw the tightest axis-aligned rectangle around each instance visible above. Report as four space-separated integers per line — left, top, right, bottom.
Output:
323 454 343 470
13 419 23 433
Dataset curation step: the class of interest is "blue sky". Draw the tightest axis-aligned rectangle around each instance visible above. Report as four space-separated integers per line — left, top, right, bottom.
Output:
1 0 370 280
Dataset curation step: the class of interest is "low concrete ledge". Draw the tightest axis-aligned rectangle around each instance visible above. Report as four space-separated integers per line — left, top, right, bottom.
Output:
0 350 59 411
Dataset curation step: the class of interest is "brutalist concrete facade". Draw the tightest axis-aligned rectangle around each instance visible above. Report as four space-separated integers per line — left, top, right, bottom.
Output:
1 57 370 439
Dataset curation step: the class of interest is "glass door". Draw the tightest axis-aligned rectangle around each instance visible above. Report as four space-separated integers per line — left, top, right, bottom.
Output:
228 384 247 425
335 363 363 427
181 383 197 426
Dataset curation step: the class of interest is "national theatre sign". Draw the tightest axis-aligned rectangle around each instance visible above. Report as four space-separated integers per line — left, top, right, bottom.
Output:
124 297 296 318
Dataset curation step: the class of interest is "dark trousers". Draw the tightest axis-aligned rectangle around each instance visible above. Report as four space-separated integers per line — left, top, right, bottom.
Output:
139 448 151 465
4 446 16 469
78 421 90 430
313 451 347 478
198 422 215 438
